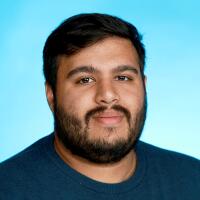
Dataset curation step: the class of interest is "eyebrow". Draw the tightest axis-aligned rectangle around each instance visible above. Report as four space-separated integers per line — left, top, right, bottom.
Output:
66 64 139 79
112 65 139 74
66 66 99 78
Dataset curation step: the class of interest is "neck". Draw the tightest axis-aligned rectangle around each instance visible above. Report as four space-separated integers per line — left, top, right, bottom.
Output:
54 134 137 184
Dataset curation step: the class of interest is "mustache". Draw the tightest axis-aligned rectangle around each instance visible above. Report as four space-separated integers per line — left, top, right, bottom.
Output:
85 105 131 125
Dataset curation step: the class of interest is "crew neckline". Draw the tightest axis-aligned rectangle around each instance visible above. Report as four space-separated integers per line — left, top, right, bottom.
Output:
43 133 146 194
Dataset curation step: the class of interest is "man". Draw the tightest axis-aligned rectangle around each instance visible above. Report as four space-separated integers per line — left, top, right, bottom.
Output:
0 13 199 199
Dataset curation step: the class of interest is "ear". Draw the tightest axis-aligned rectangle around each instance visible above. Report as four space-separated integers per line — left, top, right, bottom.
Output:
45 82 55 113
142 74 147 89
144 75 147 86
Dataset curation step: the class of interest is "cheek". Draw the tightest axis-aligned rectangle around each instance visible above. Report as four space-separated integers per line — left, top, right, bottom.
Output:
58 88 94 117
119 85 145 112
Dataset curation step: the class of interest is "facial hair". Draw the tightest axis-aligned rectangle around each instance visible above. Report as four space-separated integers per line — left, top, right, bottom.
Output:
54 96 147 164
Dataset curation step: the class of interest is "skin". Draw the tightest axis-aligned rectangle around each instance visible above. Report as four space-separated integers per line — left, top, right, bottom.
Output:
46 37 146 183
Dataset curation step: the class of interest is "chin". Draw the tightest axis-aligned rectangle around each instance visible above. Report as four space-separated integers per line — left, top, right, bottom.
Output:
88 127 129 142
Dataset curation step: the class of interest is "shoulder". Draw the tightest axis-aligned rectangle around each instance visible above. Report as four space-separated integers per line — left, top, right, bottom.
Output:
136 141 200 197
0 133 53 178
0 134 54 197
137 141 200 182
136 140 200 176
137 140 200 165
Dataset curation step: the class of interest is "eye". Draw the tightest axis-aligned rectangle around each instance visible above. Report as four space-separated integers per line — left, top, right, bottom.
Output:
115 75 132 81
77 77 95 84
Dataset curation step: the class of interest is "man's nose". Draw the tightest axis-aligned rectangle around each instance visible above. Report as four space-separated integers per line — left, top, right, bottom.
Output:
94 80 120 106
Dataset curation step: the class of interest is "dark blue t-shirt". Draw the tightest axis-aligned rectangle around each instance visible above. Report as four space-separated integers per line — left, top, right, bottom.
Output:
0 133 200 199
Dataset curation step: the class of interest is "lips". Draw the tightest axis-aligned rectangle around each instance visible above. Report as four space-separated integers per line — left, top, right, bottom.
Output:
93 111 124 125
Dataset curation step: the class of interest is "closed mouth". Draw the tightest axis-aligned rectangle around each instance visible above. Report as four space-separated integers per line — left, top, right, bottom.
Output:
93 111 124 125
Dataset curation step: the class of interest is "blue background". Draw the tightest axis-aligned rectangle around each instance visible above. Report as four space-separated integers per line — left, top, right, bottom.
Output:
1 0 199 162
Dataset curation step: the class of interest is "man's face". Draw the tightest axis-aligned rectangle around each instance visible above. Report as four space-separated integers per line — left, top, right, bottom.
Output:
47 37 147 163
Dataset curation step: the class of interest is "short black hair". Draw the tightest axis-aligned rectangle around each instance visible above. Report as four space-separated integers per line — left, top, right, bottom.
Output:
43 13 145 91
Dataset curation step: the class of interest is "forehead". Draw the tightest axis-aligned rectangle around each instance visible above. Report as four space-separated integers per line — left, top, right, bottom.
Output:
57 37 140 74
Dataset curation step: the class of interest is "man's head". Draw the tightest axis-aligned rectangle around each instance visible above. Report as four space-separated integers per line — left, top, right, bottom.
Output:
43 13 147 164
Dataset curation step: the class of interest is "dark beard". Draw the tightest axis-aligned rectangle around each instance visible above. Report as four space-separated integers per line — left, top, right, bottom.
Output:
54 96 147 164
